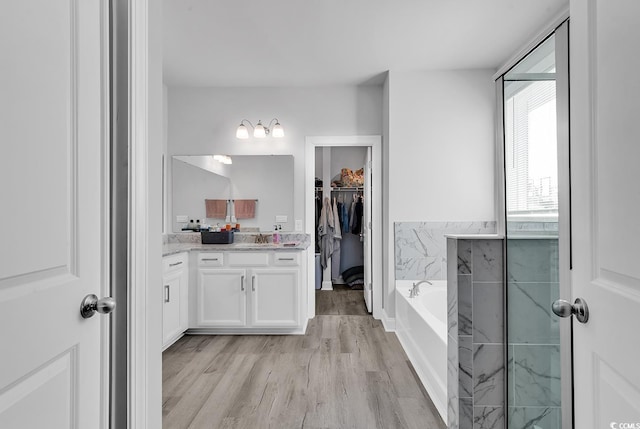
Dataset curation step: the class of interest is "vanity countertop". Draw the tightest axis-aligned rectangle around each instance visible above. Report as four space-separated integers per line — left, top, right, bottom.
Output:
162 241 310 257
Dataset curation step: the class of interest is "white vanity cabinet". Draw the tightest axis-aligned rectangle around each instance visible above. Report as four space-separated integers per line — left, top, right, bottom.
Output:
162 252 189 349
194 251 304 333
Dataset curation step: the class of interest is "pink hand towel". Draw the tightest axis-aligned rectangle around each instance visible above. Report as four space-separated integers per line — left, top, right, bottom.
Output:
205 199 227 218
234 199 256 219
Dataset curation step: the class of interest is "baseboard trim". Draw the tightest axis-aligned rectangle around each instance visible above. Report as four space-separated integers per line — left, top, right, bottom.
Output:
380 309 396 332
321 280 333 291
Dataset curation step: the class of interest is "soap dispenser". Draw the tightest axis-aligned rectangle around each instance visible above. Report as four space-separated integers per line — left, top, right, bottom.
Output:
273 225 280 244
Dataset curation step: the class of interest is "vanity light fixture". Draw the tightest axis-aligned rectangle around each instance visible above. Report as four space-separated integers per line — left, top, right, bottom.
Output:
236 118 284 139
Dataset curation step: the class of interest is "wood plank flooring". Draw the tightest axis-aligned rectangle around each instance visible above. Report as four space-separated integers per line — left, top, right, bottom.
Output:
162 315 446 429
315 285 368 316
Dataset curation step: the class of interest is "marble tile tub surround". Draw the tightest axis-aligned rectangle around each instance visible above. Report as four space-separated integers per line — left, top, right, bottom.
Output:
395 221 497 281
447 237 505 429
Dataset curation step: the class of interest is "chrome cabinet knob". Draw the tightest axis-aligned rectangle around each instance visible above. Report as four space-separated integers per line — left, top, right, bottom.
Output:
552 297 589 323
80 294 116 319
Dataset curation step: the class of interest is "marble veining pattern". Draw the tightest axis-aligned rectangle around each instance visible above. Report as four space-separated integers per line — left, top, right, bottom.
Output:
395 221 496 280
506 238 559 283
459 336 473 398
448 274 458 338
473 406 504 429
472 240 503 282
459 398 473 429
457 240 473 274
447 237 505 429
508 282 560 345
506 237 563 428
509 406 560 429
472 282 504 344
473 344 505 406
458 275 473 336
448 334 459 429
513 345 561 407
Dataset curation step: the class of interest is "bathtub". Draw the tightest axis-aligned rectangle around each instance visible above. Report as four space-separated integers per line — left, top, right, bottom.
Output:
395 280 447 422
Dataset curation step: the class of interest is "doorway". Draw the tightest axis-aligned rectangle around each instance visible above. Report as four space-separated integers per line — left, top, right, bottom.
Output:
304 136 382 320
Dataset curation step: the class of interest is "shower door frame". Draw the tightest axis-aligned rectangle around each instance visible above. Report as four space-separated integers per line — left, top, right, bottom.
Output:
495 13 573 428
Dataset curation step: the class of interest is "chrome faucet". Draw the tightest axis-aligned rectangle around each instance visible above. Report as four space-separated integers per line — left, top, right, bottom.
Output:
409 280 432 298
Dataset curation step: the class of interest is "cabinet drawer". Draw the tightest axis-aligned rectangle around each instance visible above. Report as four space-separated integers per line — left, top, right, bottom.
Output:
198 253 224 267
163 252 188 273
227 252 269 267
273 252 299 266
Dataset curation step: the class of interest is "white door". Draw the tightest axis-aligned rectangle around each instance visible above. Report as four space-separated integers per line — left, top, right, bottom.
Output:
363 147 373 313
0 1 107 428
571 0 640 427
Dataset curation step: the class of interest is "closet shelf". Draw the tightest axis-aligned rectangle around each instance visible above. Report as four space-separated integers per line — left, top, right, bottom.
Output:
315 186 363 191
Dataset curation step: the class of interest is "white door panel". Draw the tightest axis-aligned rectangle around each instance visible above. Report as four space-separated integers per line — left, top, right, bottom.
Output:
0 0 106 427
571 0 640 426
363 147 373 313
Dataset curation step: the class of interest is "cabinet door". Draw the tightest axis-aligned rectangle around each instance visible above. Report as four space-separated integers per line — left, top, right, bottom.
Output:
163 270 183 346
251 268 299 327
198 269 246 327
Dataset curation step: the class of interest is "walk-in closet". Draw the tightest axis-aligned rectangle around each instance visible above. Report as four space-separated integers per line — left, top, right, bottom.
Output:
314 146 371 315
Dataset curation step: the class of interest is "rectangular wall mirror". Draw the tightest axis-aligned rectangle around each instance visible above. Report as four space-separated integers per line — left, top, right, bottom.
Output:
171 155 294 232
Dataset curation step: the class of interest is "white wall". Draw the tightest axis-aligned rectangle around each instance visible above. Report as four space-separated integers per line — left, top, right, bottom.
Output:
386 69 496 316
166 86 383 232
382 73 391 317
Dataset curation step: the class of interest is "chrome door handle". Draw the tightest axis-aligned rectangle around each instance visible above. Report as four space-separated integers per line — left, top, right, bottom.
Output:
81 294 116 319
252 275 256 292
164 285 170 303
241 275 245 291
552 298 589 323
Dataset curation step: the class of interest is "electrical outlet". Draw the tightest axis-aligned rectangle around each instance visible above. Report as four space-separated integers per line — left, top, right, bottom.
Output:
176 215 188 223
295 220 302 231
275 215 288 223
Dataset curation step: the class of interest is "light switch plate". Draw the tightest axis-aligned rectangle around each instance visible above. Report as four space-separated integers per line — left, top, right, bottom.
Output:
176 215 188 223
295 220 302 231
275 215 288 223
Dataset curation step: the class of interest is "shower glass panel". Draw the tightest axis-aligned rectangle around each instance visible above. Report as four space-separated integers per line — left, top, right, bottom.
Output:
503 34 563 428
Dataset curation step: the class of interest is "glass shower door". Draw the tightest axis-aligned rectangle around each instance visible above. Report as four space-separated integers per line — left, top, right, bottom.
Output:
502 21 570 429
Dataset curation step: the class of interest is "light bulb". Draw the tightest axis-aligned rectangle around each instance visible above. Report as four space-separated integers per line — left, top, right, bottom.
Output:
272 122 284 138
254 121 266 138
236 123 249 139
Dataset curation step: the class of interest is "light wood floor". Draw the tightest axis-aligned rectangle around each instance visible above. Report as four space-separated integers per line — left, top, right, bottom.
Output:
315 284 368 316
163 308 445 429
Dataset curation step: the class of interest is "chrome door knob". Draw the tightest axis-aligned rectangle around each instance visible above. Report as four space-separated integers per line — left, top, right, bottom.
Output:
80 294 116 319
552 297 589 323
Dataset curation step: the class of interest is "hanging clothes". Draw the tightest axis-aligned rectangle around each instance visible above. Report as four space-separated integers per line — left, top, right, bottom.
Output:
352 195 363 235
315 194 322 253
318 197 335 269
341 198 349 232
331 197 342 280
348 194 357 232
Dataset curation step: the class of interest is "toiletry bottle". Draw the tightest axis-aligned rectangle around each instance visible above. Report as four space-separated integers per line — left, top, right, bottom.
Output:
273 225 280 244
196 219 201 230
187 219 195 230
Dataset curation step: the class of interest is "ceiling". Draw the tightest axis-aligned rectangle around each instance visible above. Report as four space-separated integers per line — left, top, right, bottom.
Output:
163 0 568 87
